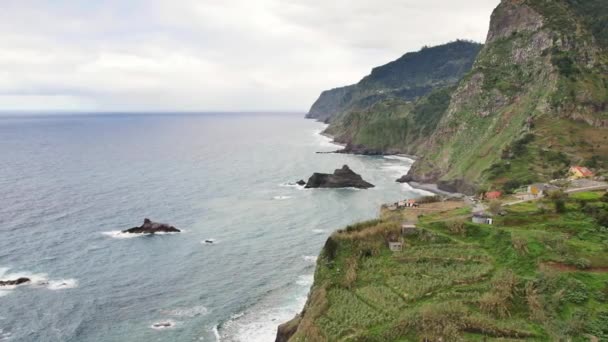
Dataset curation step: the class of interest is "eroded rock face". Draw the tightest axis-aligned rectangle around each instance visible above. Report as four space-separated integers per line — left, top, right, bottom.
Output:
486 0 543 43
275 316 301 342
305 165 374 189
0 278 30 286
122 219 181 234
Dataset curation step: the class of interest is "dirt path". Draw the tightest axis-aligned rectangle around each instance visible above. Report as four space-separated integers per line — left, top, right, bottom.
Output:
541 262 608 273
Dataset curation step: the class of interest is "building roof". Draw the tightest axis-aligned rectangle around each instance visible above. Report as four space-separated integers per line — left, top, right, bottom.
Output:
485 191 502 199
473 213 492 218
571 166 594 177
406 199 416 203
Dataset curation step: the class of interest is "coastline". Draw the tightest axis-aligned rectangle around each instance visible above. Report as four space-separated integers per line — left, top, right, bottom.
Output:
407 181 464 198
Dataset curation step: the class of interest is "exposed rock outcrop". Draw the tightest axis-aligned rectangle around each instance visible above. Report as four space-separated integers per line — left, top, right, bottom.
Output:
275 315 301 342
122 218 181 234
305 165 374 189
0 277 30 286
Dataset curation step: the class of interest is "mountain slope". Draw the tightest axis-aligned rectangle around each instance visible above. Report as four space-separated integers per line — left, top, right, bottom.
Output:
306 41 483 123
406 0 608 193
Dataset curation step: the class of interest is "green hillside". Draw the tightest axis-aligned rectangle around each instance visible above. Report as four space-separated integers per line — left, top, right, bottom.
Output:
306 41 482 123
319 0 608 194
281 192 608 341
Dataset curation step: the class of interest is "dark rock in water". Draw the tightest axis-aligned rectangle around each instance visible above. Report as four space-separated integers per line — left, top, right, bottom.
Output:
122 218 181 234
204 239 214 244
0 277 30 286
305 165 374 189
296 180 306 186
336 144 387 156
396 174 413 183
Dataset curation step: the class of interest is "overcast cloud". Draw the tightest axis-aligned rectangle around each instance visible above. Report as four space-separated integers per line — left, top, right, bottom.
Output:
0 0 500 112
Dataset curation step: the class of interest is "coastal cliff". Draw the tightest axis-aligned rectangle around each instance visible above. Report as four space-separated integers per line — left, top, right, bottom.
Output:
284 0 608 340
310 0 608 194
278 192 608 341
306 41 482 124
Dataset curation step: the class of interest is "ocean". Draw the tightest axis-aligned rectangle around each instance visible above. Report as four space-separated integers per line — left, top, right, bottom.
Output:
0 113 431 342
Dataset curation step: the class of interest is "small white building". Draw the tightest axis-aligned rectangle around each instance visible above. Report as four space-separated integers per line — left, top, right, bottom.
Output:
472 213 493 225
389 241 403 252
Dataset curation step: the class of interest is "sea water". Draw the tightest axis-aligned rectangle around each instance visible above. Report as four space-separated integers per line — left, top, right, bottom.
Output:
0 113 431 341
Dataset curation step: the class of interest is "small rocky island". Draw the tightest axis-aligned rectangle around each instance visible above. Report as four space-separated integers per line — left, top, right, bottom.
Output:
304 165 374 189
0 277 30 286
122 218 181 234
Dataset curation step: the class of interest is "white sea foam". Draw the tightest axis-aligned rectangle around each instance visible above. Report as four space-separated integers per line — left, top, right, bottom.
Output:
162 305 209 318
383 155 414 162
296 274 314 287
303 256 318 263
102 230 181 239
47 279 78 290
399 182 435 196
0 267 77 294
213 325 221 341
102 231 144 239
219 294 308 342
313 128 343 149
278 182 305 190
312 229 325 234
273 195 292 200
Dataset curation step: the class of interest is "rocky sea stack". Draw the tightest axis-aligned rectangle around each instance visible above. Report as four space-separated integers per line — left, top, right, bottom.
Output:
305 165 374 189
122 218 181 234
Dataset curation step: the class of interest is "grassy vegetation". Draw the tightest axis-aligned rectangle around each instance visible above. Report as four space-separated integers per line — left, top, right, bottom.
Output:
290 193 608 341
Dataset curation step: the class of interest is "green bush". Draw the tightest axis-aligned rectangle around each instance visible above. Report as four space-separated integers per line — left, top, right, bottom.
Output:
565 279 589 304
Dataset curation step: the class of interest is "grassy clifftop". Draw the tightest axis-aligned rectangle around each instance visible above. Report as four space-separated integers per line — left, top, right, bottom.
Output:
281 192 608 341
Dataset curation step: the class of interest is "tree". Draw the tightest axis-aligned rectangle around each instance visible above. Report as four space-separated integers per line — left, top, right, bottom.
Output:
548 190 568 213
488 200 503 216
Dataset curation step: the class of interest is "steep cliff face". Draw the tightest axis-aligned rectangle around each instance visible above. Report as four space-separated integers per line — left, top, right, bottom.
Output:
306 85 356 123
305 41 482 123
407 0 608 193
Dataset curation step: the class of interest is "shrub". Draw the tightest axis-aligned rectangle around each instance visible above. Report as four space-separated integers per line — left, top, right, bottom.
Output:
448 220 467 236
512 237 529 255
417 302 468 341
488 200 503 215
587 310 608 340
525 281 545 321
479 270 518 317
574 258 591 270
554 199 567 213
565 279 589 304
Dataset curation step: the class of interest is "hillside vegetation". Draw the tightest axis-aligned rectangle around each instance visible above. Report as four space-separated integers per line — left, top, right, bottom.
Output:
310 0 608 194
306 41 482 123
283 192 608 341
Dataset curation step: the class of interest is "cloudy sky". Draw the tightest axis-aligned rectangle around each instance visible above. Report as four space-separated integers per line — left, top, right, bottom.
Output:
0 0 500 112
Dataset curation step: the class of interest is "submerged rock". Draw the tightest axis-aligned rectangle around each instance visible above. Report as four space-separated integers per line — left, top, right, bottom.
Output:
296 180 306 186
0 277 30 286
122 218 181 234
305 165 374 189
